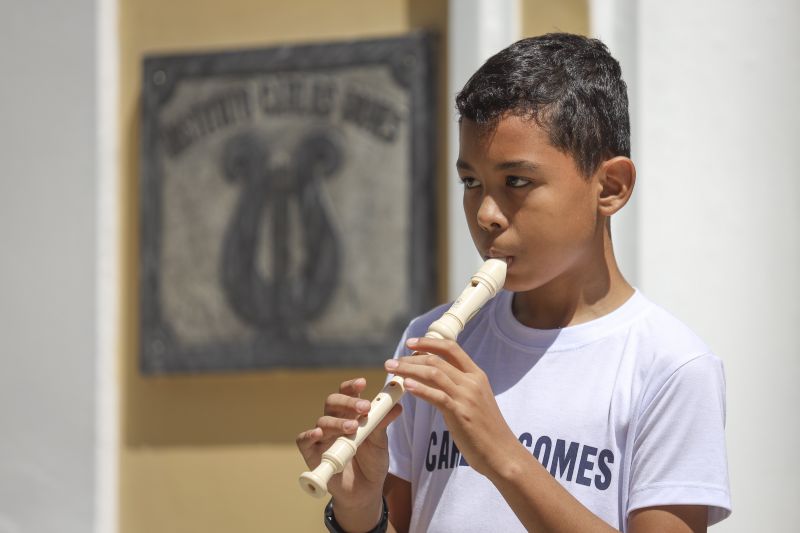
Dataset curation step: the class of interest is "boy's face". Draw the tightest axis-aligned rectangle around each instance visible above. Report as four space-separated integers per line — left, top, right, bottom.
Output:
458 115 603 293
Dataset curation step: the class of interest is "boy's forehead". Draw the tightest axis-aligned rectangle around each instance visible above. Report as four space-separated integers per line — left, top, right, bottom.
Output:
458 115 553 160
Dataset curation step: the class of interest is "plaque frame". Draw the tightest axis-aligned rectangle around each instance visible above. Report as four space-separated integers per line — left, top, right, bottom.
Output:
139 33 437 373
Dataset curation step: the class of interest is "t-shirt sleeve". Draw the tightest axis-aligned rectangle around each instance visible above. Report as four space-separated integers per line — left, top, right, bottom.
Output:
628 353 732 525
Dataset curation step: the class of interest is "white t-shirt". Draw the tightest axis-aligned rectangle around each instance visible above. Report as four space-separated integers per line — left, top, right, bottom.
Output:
387 289 731 532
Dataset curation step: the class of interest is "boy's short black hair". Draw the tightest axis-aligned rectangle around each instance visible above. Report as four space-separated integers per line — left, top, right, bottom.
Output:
456 33 630 177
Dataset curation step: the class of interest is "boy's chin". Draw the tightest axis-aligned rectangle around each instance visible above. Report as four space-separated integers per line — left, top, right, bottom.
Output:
503 271 554 294
502 275 534 293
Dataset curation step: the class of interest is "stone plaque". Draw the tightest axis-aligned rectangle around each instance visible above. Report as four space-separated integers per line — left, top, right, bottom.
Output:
140 34 436 373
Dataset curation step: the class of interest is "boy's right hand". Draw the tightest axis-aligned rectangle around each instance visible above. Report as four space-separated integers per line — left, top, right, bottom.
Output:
296 377 403 510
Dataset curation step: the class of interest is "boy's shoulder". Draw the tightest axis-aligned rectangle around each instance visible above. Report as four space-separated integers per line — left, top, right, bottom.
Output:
630 292 717 377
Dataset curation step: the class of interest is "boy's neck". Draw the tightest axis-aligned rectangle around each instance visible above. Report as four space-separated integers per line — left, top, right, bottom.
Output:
511 230 634 330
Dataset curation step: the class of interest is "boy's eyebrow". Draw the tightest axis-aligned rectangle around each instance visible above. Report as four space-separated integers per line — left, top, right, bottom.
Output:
455 159 540 172
455 158 474 170
495 160 540 171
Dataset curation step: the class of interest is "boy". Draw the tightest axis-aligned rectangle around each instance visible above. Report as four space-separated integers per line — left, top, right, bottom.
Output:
297 33 731 532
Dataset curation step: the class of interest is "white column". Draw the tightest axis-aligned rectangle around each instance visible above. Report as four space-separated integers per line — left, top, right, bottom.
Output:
593 1 800 531
95 0 120 531
0 0 119 531
589 0 640 285
447 0 521 298
637 2 800 530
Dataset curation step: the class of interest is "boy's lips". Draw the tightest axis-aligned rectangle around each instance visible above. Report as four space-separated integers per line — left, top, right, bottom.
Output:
484 254 513 268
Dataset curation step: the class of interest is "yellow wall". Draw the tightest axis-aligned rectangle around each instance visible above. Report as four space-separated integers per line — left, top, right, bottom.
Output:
522 0 589 37
120 1 447 532
119 2 585 532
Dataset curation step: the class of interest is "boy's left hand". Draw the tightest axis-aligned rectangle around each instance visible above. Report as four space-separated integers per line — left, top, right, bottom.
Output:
384 336 519 478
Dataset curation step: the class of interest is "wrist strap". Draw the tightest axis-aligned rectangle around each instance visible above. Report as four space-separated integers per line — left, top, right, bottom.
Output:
324 497 388 533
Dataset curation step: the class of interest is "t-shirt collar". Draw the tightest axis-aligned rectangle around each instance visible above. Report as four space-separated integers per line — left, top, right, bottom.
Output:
490 288 651 352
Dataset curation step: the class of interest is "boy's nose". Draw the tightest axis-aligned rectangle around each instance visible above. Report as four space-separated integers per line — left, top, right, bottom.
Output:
476 195 508 232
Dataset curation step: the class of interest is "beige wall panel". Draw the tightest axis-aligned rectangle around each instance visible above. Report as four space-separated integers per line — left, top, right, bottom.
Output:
124 446 317 533
521 0 589 37
120 1 446 532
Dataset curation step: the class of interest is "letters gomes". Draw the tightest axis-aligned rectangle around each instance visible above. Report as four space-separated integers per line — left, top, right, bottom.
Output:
425 431 614 490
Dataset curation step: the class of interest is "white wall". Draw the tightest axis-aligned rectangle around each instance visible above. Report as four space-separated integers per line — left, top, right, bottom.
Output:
0 0 112 531
589 0 640 284
594 0 800 530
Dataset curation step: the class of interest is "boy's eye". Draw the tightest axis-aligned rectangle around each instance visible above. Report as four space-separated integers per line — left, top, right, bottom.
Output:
460 176 480 189
506 176 530 188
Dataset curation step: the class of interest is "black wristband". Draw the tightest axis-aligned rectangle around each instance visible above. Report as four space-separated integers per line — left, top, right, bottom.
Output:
324 497 388 533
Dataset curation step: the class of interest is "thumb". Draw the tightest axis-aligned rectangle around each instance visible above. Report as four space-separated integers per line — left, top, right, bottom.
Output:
367 403 403 445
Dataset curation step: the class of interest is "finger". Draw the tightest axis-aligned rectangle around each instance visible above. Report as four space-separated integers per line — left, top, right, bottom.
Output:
365 403 403 447
315 415 360 438
339 377 368 397
325 393 372 418
401 377 452 410
296 426 324 459
385 354 459 394
406 337 479 373
378 402 403 430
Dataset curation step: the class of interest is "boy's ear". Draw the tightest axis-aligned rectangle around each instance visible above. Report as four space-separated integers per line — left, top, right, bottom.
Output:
596 156 635 216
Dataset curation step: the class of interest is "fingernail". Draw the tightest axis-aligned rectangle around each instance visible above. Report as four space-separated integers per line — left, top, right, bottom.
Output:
385 359 398 370
356 400 370 412
344 420 358 431
406 337 419 347
404 378 418 390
